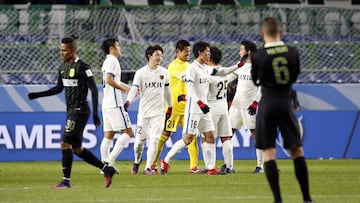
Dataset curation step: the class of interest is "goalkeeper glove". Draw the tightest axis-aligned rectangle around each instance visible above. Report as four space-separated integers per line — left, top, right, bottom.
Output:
247 101 258 115
197 100 210 114
177 94 187 102
124 101 130 112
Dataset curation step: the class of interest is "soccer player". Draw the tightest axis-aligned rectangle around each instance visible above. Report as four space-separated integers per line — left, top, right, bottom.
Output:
152 40 201 173
227 40 264 173
27 37 116 189
160 41 240 175
251 17 313 203
124 45 172 175
201 46 236 173
99 38 134 171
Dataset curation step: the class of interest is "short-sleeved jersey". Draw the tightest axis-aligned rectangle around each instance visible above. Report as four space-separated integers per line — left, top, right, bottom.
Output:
59 57 94 113
185 60 210 114
229 63 258 109
168 58 189 115
101 54 124 109
132 65 170 118
206 65 228 116
251 41 300 97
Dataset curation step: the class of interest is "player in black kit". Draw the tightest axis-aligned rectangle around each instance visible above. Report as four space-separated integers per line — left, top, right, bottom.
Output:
251 17 313 203
27 37 116 189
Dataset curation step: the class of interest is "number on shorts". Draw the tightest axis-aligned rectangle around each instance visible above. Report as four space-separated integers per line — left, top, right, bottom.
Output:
190 120 198 129
65 119 76 133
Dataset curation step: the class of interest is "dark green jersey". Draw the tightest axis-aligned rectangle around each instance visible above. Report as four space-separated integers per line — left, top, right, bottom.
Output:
32 58 99 115
58 58 94 113
251 42 300 97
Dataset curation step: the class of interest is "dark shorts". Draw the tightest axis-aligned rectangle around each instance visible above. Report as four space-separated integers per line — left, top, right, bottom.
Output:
62 112 90 148
255 96 302 150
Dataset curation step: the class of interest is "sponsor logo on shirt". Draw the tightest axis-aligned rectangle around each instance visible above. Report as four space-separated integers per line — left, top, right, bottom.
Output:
238 74 252 80
145 82 163 88
62 79 78 87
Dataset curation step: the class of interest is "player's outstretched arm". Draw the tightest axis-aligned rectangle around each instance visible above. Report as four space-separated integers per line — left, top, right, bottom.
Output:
27 75 63 100
211 60 246 76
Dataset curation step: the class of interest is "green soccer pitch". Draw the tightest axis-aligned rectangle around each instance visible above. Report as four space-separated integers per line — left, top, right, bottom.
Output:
0 159 359 203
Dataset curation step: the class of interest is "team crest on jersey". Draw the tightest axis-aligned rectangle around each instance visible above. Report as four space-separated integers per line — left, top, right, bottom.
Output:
160 75 164 80
69 68 75 77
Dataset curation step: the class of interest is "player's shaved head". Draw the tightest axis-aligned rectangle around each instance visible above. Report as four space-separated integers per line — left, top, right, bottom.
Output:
261 17 281 38
61 37 76 49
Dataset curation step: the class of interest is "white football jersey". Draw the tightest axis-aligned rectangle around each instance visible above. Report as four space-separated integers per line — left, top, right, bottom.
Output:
101 55 124 109
132 65 170 118
206 65 228 116
230 63 258 109
185 60 210 114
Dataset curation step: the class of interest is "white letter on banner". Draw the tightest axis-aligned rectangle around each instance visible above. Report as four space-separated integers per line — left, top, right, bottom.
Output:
45 125 62 149
15 125 43 149
82 124 97 149
0 125 14 149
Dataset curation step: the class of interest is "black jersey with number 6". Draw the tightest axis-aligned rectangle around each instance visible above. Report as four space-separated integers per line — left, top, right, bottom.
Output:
251 43 300 97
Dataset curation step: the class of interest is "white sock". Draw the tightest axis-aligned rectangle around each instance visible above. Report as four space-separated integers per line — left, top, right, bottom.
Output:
134 137 145 164
145 135 160 169
201 141 208 169
164 139 187 163
108 133 131 165
222 140 233 169
100 137 113 163
256 148 264 168
204 142 216 170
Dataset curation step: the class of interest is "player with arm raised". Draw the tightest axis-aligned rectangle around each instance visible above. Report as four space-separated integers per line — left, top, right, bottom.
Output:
152 40 201 173
125 45 172 175
227 40 264 173
251 17 312 203
160 41 239 175
99 38 134 172
27 37 116 189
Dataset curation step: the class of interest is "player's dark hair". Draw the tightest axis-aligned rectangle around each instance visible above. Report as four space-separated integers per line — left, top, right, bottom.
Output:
145 45 163 61
262 17 281 38
61 37 76 49
175 39 190 51
210 46 222 65
241 40 257 54
101 38 119 54
193 41 210 58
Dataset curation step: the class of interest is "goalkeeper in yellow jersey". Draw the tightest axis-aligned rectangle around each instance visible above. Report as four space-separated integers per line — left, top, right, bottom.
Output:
151 40 201 173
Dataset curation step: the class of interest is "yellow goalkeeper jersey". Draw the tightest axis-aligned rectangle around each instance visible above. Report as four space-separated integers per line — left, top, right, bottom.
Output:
168 58 189 115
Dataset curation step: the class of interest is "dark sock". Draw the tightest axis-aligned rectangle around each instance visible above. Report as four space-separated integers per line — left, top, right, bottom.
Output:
294 156 312 202
62 149 73 179
77 148 104 169
264 160 282 202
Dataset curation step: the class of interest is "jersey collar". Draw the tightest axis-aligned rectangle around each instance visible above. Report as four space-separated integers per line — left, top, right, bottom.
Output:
264 41 285 48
